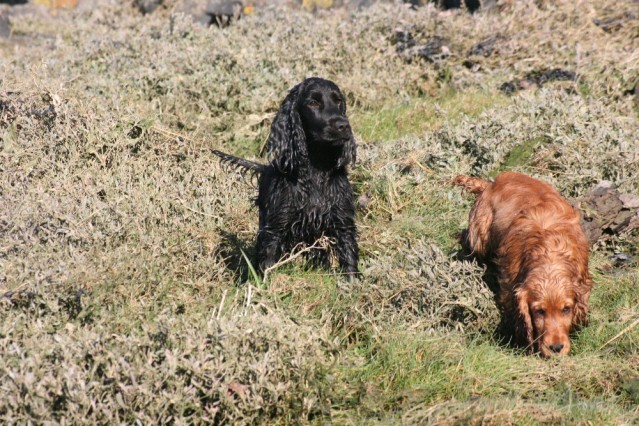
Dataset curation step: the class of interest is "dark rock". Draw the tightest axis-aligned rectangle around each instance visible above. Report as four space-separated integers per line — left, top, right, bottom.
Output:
394 30 451 63
593 12 637 33
402 0 420 9
463 0 479 12
462 59 479 71
207 0 242 16
525 68 576 85
499 68 576 95
498 81 517 95
127 125 143 139
416 36 450 62
429 0 480 12
418 37 440 59
135 0 163 14
609 253 635 270
176 0 245 27
440 0 461 8
468 35 505 57
392 28 416 52
577 182 639 245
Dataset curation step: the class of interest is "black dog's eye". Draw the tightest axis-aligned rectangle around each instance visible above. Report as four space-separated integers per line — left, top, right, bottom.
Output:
562 307 571 315
307 99 321 109
336 99 343 109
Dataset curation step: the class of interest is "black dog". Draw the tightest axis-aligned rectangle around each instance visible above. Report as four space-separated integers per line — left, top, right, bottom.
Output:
214 77 359 278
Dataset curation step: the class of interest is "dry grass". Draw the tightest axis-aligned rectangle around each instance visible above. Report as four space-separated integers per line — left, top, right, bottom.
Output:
1 0 639 423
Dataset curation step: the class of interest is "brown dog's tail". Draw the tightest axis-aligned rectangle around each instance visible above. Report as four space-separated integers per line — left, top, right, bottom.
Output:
452 175 490 195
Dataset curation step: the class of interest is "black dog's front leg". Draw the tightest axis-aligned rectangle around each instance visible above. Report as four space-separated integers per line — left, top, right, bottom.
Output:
333 225 359 280
307 246 331 270
256 229 285 274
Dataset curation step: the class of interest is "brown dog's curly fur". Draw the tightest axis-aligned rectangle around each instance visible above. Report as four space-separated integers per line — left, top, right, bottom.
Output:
454 172 593 357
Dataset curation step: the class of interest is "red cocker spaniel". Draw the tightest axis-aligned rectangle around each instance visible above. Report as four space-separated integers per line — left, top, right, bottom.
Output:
454 172 593 357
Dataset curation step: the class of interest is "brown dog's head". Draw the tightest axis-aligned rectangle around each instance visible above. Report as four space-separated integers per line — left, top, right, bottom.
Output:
516 265 591 357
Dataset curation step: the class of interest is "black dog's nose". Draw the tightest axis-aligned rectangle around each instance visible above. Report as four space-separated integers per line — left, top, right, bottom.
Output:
331 117 350 134
549 343 564 353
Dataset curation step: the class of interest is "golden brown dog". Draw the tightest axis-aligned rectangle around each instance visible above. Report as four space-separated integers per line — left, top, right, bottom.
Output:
454 172 593 357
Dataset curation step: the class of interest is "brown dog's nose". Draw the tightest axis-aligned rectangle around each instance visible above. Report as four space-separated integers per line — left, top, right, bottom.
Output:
549 343 564 353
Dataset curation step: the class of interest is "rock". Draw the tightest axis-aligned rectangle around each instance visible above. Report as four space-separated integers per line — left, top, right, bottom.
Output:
174 0 250 27
498 81 517 95
527 68 576 85
577 183 639 245
394 32 451 63
415 0 480 12
594 180 615 189
207 0 243 26
468 35 505 58
609 252 633 268
499 68 576 95
135 0 163 14
462 0 480 12
392 28 416 51
0 13 10 38
357 192 372 210
593 12 637 33
620 193 639 209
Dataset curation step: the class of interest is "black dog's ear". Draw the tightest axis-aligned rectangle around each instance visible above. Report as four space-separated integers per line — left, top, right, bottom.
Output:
336 93 356 170
267 83 308 176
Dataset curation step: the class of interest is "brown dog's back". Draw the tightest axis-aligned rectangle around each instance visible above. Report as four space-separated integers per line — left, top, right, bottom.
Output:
453 172 583 258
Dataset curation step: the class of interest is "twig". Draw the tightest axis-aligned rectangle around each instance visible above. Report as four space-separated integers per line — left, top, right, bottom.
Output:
599 315 639 350
151 126 194 142
245 284 252 310
216 289 227 320
263 237 332 283
178 199 218 218
409 156 434 175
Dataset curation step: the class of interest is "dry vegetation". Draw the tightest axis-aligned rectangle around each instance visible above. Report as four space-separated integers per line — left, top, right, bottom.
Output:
1 0 638 423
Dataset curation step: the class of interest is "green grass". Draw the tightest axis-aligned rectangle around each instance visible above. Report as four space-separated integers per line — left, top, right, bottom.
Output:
489 135 552 177
351 88 509 142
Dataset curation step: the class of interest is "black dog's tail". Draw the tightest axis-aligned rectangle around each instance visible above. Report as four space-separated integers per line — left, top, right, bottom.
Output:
213 150 266 174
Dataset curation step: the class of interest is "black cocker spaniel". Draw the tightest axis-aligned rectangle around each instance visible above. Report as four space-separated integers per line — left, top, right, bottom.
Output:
214 77 359 278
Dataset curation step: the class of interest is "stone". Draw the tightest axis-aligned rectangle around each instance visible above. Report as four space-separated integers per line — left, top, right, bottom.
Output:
134 0 163 14
577 183 639 245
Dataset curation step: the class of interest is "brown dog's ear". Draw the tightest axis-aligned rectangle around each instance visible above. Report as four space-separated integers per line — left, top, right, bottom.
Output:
573 277 592 327
515 288 534 349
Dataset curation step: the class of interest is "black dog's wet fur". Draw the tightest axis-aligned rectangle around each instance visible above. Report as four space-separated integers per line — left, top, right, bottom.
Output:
214 77 359 278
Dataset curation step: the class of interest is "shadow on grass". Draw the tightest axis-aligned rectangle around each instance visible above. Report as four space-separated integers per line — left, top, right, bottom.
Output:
217 230 256 284
451 228 517 350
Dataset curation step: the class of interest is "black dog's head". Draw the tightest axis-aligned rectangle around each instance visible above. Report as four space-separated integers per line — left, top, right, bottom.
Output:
268 77 356 174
